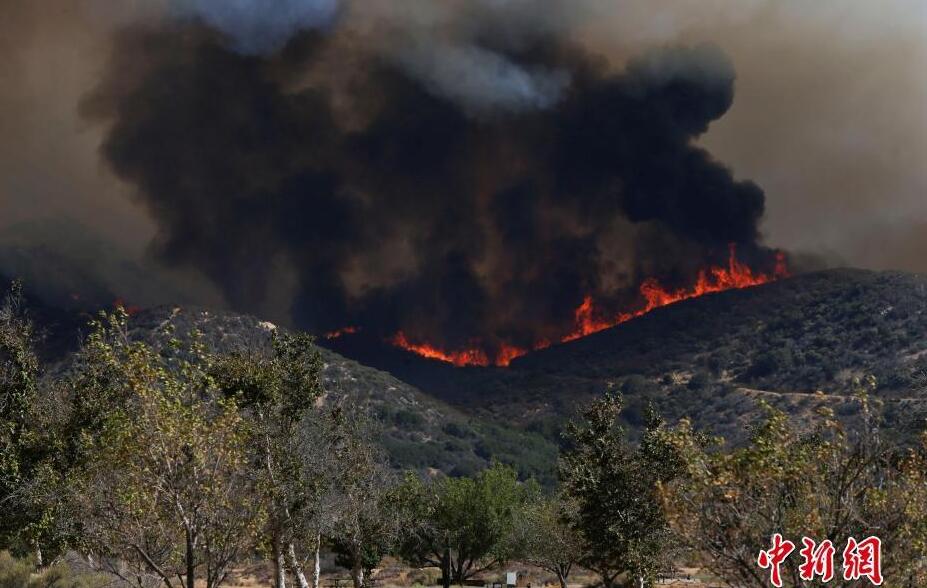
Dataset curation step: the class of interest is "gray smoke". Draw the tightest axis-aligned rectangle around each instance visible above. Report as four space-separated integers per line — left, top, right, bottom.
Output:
172 0 339 54
77 7 780 360
1 0 925 342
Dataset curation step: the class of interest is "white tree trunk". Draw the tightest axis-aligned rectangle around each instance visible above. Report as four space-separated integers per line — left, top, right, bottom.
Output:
312 533 321 588
351 561 364 588
288 543 311 588
274 536 288 588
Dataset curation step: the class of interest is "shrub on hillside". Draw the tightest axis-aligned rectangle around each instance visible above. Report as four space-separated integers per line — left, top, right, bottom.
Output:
0 552 30 588
0 553 108 588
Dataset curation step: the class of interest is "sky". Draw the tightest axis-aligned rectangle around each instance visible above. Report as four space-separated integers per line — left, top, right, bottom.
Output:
1 0 925 313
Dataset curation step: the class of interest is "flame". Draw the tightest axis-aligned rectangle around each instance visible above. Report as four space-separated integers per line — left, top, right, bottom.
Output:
389 332 492 367
388 245 788 367
324 325 360 339
113 298 141 317
495 343 532 367
562 245 788 341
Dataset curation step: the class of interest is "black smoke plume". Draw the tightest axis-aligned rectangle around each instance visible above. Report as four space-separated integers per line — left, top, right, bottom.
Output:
82 11 779 357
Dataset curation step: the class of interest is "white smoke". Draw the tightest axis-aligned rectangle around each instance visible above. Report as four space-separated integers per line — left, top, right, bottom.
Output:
394 41 569 114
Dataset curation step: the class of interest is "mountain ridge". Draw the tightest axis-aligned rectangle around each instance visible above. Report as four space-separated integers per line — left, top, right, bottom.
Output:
14 266 927 477
327 268 927 442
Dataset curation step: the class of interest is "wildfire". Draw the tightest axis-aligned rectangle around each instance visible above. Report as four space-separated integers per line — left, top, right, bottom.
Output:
324 326 360 339
562 245 788 341
388 332 493 367
386 245 787 367
113 298 141 317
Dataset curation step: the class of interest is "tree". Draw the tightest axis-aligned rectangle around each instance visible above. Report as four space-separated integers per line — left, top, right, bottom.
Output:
400 463 534 588
323 401 408 588
658 390 927 587
211 329 324 588
71 309 261 588
0 281 69 564
508 495 583 588
0 281 40 552
559 393 679 588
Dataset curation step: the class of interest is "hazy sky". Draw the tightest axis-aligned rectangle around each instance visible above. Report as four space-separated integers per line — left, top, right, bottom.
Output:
578 0 927 269
1 0 925 309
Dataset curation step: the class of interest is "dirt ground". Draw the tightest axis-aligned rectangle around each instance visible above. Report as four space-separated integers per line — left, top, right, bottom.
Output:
221 561 713 588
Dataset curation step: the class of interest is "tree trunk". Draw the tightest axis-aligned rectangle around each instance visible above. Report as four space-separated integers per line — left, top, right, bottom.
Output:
441 547 451 588
273 534 288 588
350 558 364 588
556 570 568 588
312 533 321 588
185 529 195 588
288 543 311 588
34 542 43 568
636 576 644 588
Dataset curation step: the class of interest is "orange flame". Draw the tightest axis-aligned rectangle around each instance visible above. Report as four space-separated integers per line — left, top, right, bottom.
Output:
389 332 492 367
323 326 360 339
562 245 788 341
388 245 788 367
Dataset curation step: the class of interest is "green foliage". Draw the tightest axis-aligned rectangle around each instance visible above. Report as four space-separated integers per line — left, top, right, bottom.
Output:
399 463 536 586
507 495 583 588
469 423 558 487
0 281 40 550
559 393 679 588
26 563 109 588
332 540 385 581
208 328 326 587
0 282 70 558
659 393 927 587
0 553 108 588
392 408 426 428
0 551 30 588
322 403 410 588
213 329 323 424
441 422 474 439
70 308 261 588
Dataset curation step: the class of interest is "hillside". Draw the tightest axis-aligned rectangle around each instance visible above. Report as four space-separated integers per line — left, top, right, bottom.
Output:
21 267 927 477
29 303 558 485
327 269 927 443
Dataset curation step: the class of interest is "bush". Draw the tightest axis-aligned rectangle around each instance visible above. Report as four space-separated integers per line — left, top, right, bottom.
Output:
393 409 426 428
31 563 109 588
449 459 481 478
441 421 474 438
0 553 108 588
0 551 31 588
621 375 652 395
687 371 710 391
747 348 793 379
407 567 442 586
